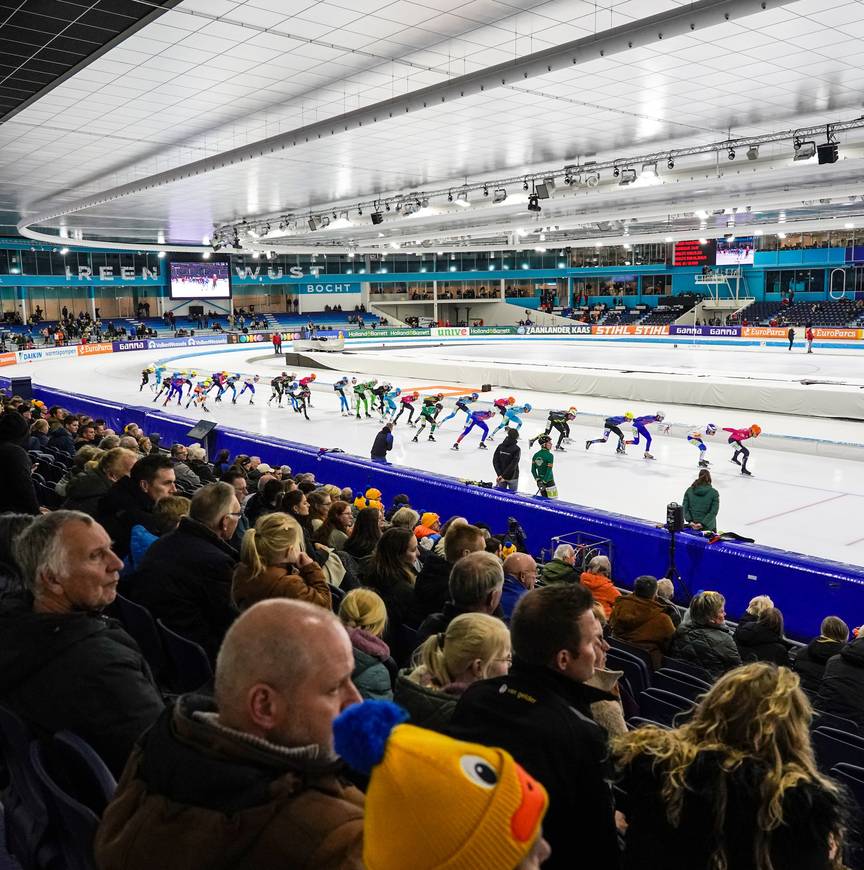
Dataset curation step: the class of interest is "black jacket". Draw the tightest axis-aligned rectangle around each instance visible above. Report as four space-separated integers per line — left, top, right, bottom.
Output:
97 475 160 559
0 596 164 777
62 467 113 517
492 437 520 480
126 517 239 662
668 621 741 680
47 426 76 458
817 637 864 727
0 441 39 514
793 637 846 697
733 619 790 667
187 459 217 483
414 553 452 618
370 428 393 459
617 749 845 870
448 659 619 870
416 601 473 648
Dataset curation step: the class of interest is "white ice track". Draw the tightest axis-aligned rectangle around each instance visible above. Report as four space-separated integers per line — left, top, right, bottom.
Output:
11 339 864 568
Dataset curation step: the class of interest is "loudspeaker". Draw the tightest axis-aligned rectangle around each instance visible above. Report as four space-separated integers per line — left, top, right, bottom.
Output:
817 142 838 165
666 502 685 532
10 377 32 400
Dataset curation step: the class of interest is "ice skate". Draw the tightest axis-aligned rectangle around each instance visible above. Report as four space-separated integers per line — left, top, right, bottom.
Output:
411 436 419 443
698 459 710 468
585 441 591 451
741 468 752 476
731 456 741 466
555 446 566 452
451 443 459 451
644 452 655 460
231 398 236 404
616 445 626 455
478 442 488 450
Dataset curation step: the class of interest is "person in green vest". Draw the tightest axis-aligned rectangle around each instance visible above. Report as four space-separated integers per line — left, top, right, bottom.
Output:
683 468 720 532
531 434 558 499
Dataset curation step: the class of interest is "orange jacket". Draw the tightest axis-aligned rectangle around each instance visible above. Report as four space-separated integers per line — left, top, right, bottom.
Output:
579 571 621 619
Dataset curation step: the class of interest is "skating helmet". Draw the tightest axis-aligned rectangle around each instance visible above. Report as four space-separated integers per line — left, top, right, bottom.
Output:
369 378 378 386
233 373 241 379
147 365 155 372
507 396 516 405
203 379 212 386
655 411 665 422
394 387 402 396
412 391 420 400
569 406 577 415
750 424 762 436
436 393 444 400
190 370 197 377
624 411 634 420
523 403 532 413
253 375 260 383
471 392 479 400
222 371 229 377
281 372 287 377
706 423 717 435
435 403 443 410
309 373 316 381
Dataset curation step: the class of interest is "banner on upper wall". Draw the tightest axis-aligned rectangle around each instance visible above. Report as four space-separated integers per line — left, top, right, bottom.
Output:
516 324 592 336
0 352 16 367
350 328 431 338
812 327 861 340
227 329 346 345
669 325 742 337
593 324 670 336
470 326 518 335
76 342 114 356
111 335 230 352
15 346 79 364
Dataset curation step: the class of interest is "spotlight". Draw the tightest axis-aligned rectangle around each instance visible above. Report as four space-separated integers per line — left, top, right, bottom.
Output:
817 142 839 164
585 171 600 187
493 188 508 203
385 201 391 211
523 178 529 191
370 212 384 225
794 140 816 160
667 156 675 169
727 148 735 160
157 251 166 259
358 206 363 215
527 194 541 212
746 145 759 160
483 184 489 197
618 168 637 185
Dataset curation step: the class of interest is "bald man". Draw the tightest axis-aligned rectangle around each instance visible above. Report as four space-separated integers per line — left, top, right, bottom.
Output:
95 600 365 870
501 552 538 622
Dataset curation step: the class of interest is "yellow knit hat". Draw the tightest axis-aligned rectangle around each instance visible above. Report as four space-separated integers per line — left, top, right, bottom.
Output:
333 701 548 870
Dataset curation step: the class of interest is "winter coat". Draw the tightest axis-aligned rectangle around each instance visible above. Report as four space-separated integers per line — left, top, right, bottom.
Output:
541 557 578 585
668 621 741 680
682 483 720 532
610 595 676 668
370 428 393 460
126 517 239 662
393 671 463 731
580 570 621 619
0 595 164 777
47 426 76 458
413 552 452 618
364 575 423 648
817 637 864 727
500 575 528 621
97 475 160 559
62 467 113 517
171 460 201 490
793 637 846 697
187 458 217 483
616 748 846 870
0 441 39 514
733 619 790 667
492 437 520 481
415 601 476 648
94 694 365 870
231 560 331 612
448 658 619 870
346 628 393 701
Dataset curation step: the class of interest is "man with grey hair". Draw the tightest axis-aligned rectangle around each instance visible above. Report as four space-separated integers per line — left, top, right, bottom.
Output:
62 447 138 517
415 550 504 645
169 442 201 489
94 600 364 869
128 482 241 662
0 511 164 776
655 577 683 627
540 543 579 585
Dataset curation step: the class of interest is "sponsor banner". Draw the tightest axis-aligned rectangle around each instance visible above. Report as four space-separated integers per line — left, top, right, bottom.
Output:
470 326 518 336
142 335 230 349
741 327 788 339
516 324 592 336
349 328 431 338
669 325 742 337
593 325 670 336
16 346 79 364
432 326 470 338
0 352 17 367
76 342 113 356
112 340 148 353
812 327 861 340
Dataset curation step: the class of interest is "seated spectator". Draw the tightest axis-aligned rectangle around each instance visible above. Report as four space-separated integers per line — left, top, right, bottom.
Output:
94 600 365 869
613 663 847 870
817 632 864 727
28 418 50 451
338 588 394 701
55 444 103 497
0 511 164 776
500 552 537 621
307 489 332 531
363 527 422 644
244 476 281 526
585 604 628 738
734 606 790 667
655 577 683 627
579 554 621 619
169 443 201 489
449 583 619 868
395 612 510 731
540 543 579 585
313 499 354 550
384 493 411 521
185 444 216 483
793 616 849 697
389 506 419 531
333 700 550 870
343 506 383 564
415 522 486 617
211 448 231 477
63 447 138 517
414 511 441 542
232 512 330 611
75 421 97 448
48 414 78 458
126 482 241 662
279 488 327 564
609 575 676 667
737 594 775 628
0 513 35 595
0 411 40 515
430 516 468 559
668 590 741 680
98 454 176 558
416 551 504 645
128 494 191 570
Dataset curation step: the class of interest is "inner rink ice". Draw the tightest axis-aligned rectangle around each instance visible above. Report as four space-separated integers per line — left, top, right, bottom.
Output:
12 337 864 568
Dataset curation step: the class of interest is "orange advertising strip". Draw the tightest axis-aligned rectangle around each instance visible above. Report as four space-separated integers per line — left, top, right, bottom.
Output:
76 342 114 356
0 352 16 366
741 327 788 338
812 328 861 340
593 325 670 336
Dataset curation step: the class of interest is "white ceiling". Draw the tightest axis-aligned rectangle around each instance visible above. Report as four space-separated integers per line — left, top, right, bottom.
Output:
4 0 864 251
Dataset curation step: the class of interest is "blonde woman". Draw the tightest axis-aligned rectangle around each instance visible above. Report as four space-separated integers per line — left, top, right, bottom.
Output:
232 512 330 611
338 588 394 701
613 663 847 870
394 612 511 732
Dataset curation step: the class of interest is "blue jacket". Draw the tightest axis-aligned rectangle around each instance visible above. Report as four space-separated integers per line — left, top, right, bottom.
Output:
500 575 528 621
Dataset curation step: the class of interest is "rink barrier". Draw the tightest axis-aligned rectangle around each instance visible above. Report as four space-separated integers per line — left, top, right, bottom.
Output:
18 382 864 642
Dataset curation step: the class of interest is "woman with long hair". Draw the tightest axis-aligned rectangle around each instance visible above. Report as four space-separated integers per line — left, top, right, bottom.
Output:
683 468 720 532
613 663 847 870
394 612 510 731
338 588 394 701
343 506 383 562
245 477 283 526
314 500 354 550
232 512 330 611
363 526 422 641
793 616 849 698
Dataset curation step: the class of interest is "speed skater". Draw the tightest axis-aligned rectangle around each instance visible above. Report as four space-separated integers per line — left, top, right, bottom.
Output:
452 408 495 450
139 366 153 391
722 424 761 476
238 374 260 404
412 397 443 442
381 386 401 418
354 379 377 419
440 392 479 426
490 404 532 440
586 412 634 454
333 376 351 415
687 423 718 467
625 412 665 460
530 408 576 451
393 391 419 425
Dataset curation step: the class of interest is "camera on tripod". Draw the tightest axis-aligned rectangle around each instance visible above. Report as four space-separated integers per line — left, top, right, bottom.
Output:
665 502 685 533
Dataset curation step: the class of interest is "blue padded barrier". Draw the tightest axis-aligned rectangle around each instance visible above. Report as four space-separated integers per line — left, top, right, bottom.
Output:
26 385 864 642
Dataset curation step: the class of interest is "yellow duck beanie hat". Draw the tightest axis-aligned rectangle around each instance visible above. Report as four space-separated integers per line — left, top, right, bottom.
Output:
333 701 548 870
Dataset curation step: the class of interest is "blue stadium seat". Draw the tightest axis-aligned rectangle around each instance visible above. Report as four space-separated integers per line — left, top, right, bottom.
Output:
812 727 864 774
637 688 694 728
156 619 213 692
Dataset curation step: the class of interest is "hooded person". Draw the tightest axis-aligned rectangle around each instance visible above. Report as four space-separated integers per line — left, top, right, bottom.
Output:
333 700 550 870
0 411 40 514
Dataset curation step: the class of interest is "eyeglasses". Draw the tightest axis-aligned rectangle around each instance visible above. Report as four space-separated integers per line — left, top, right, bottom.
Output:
226 511 242 518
